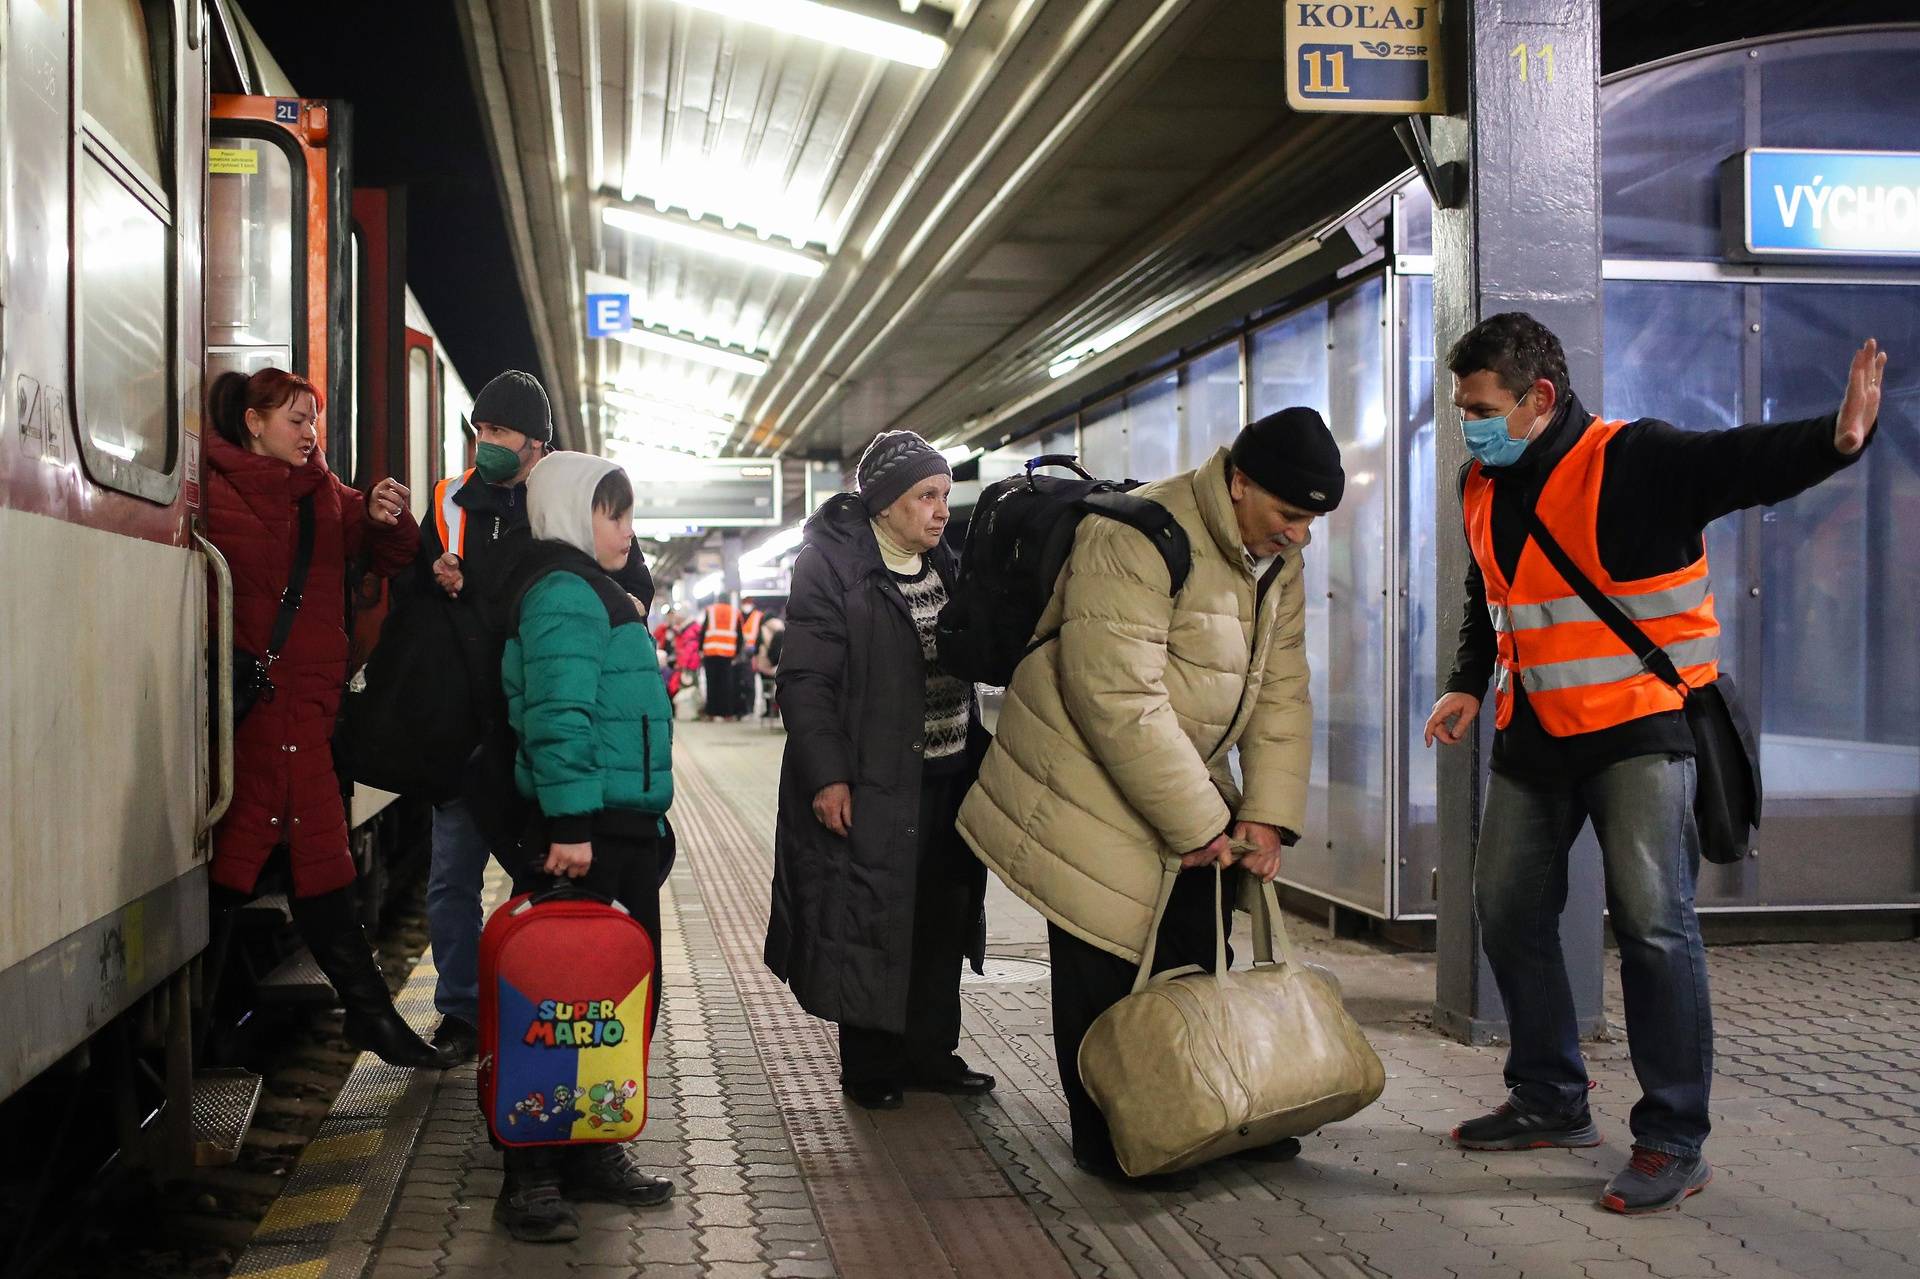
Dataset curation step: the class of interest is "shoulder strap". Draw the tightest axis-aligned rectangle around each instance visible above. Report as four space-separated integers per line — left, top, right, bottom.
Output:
1078 490 1193 594
266 495 316 662
507 558 637 636
1518 505 1686 692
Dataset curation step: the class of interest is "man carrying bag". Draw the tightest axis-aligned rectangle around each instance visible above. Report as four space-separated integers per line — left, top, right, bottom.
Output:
1425 313 1886 1214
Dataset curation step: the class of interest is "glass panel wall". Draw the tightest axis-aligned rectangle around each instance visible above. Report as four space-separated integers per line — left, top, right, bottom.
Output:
1399 275 1438 910
1125 375 1179 480
1758 285 1920 802
1180 341 1241 468
1080 398 1127 477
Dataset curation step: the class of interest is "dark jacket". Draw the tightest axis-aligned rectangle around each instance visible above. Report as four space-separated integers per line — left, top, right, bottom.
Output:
347 475 655 803
203 431 419 896
764 495 988 1034
1447 391 1871 779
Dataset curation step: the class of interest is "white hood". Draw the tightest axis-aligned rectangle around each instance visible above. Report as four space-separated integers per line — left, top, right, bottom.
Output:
528 451 622 559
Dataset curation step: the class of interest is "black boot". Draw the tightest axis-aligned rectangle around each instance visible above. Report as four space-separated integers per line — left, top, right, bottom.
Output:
291 889 455 1069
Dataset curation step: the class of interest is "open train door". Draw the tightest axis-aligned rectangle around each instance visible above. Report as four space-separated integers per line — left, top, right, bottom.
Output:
207 94 352 475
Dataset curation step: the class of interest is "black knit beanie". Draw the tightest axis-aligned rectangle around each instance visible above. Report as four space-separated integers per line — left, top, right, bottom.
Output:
1228 407 1344 513
856 430 950 516
471 369 553 444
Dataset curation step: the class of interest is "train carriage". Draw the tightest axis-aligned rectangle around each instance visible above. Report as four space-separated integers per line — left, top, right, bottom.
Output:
0 0 472 1178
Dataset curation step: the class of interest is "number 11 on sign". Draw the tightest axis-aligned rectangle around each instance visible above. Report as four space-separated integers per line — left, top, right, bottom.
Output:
1302 47 1349 94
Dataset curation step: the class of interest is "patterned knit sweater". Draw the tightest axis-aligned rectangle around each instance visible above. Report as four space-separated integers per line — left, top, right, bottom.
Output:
892 563 971 767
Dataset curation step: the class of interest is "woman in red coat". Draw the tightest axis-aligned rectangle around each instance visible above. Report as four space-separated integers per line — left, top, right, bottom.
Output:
204 368 450 1069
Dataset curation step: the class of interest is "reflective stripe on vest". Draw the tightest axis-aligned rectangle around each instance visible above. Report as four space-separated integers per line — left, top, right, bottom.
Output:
703 603 739 657
1464 416 1720 736
433 469 477 559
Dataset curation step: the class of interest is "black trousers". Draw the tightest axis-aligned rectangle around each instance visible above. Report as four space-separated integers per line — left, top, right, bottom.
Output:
495 824 665 1172
1046 865 1237 1165
702 656 735 716
838 768 977 1086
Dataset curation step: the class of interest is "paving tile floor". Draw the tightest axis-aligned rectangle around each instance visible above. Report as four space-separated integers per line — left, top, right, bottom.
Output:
357 722 1920 1279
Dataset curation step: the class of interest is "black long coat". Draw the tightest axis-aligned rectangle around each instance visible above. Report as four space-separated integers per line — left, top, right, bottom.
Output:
764 494 987 1035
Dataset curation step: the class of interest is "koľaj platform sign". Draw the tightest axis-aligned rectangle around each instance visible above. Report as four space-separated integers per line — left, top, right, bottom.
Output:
1284 2 1448 115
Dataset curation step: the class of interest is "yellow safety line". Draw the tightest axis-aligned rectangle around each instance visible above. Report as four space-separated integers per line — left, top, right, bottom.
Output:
299 1128 384 1164
256 1185 361 1234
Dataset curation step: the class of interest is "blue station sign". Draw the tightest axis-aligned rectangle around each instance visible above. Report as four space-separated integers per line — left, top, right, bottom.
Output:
1725 148 1920 259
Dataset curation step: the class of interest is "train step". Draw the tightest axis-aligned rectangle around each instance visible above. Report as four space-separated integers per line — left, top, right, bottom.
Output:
241 891 292 922
256 946 338 1006
191 1068 263 1167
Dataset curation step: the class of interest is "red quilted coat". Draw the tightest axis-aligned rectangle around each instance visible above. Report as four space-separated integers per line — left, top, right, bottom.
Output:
204 431 419 897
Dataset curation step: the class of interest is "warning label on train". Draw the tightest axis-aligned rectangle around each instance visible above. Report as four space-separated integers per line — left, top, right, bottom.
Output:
1283 3 1448 115
209 148 259 175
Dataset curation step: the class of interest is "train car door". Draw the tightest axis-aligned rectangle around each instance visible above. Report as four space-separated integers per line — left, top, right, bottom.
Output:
207 94 352 469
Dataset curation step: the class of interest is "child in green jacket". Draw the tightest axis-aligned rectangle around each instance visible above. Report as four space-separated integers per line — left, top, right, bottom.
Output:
493 452 676 1242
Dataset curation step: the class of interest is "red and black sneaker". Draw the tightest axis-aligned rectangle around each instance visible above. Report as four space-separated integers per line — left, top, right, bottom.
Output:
1600 1146 1711 1214
1451 1102 1603 1151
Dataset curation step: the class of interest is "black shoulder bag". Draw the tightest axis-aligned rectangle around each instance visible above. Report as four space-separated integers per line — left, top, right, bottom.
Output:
234 495 316 724
1519 506 1761 864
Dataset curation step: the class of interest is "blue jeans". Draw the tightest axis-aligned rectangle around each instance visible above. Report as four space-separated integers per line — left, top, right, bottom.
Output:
1473 753 1713 1158
427 797 494 1025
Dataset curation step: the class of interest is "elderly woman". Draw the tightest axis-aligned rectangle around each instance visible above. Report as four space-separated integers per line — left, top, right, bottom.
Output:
764 431 993 1109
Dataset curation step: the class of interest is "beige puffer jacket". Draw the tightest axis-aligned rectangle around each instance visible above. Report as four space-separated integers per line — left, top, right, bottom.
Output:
958 449 1312 963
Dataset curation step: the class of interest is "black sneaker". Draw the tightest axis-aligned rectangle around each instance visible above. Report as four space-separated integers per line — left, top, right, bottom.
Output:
493 1170 579 1243
1230 1137 1302 1163
562 1144 675 1207
1600 1147 1710 1214
1452 1102 1602 1151
431 1015 478 1064
841 1080 905 1110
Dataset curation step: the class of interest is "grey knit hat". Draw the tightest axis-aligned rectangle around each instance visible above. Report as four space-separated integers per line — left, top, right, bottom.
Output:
856 430 950 516
471 369 553 444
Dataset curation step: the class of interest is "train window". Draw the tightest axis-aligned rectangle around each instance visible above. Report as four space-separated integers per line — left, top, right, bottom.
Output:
407 346 433 519
73 0 178 496
80 0 169 191
77 161 171 472
207 138 298 375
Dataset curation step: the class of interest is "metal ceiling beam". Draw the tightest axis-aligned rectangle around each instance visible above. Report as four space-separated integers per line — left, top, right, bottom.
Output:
741 0 1229 457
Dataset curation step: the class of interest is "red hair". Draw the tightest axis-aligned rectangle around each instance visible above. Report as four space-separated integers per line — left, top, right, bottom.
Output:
207 367 324 447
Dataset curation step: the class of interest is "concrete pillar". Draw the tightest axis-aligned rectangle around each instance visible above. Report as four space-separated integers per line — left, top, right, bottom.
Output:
1429 0 1607 1044
721 531 743 602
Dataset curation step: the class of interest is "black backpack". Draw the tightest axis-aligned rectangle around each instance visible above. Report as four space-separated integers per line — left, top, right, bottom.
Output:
935 455 1191 687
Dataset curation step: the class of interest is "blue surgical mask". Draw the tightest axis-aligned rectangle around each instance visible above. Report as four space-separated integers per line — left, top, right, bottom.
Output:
1462 402 1543 468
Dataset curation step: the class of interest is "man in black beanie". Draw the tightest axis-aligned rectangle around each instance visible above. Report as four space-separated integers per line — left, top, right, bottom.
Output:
958 403 1342 1185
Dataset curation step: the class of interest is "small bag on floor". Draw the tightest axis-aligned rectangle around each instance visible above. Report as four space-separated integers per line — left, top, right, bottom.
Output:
478 884 657 1147
1078 870 1385 1177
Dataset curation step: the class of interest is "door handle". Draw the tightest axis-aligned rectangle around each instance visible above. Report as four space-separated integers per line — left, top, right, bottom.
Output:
196 532 236 834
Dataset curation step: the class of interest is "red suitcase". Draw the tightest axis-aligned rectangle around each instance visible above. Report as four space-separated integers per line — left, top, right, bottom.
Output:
477 887 657 1147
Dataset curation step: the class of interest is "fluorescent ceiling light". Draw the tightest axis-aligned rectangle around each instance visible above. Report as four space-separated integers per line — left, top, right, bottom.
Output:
602 205 825 278
693 572 723 598
665 0 946 68
603 387 737 434
740 524 806 569
610 326 769 377
939 445 978 466
1048 307 1169 380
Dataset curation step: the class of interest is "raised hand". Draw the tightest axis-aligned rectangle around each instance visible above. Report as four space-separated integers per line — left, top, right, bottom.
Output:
1836 338 1888 456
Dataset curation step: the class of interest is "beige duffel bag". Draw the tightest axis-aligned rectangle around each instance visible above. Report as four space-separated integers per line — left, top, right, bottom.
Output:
1078 869 1385 1177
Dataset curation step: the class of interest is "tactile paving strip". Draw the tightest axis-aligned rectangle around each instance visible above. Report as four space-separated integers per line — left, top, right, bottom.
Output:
229 914 466 1278
674 745 1078 1279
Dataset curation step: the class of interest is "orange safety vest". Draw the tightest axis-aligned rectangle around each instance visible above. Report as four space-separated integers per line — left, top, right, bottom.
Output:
740 608 762 650
702 602 739 658
432 468 477 559
1463 417 1720 736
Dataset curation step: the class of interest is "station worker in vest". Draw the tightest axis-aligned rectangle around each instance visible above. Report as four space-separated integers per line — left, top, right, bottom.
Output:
700 597 741 719
959 409 1340 1186
415 370 552 1062
1425 313 1886 1214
